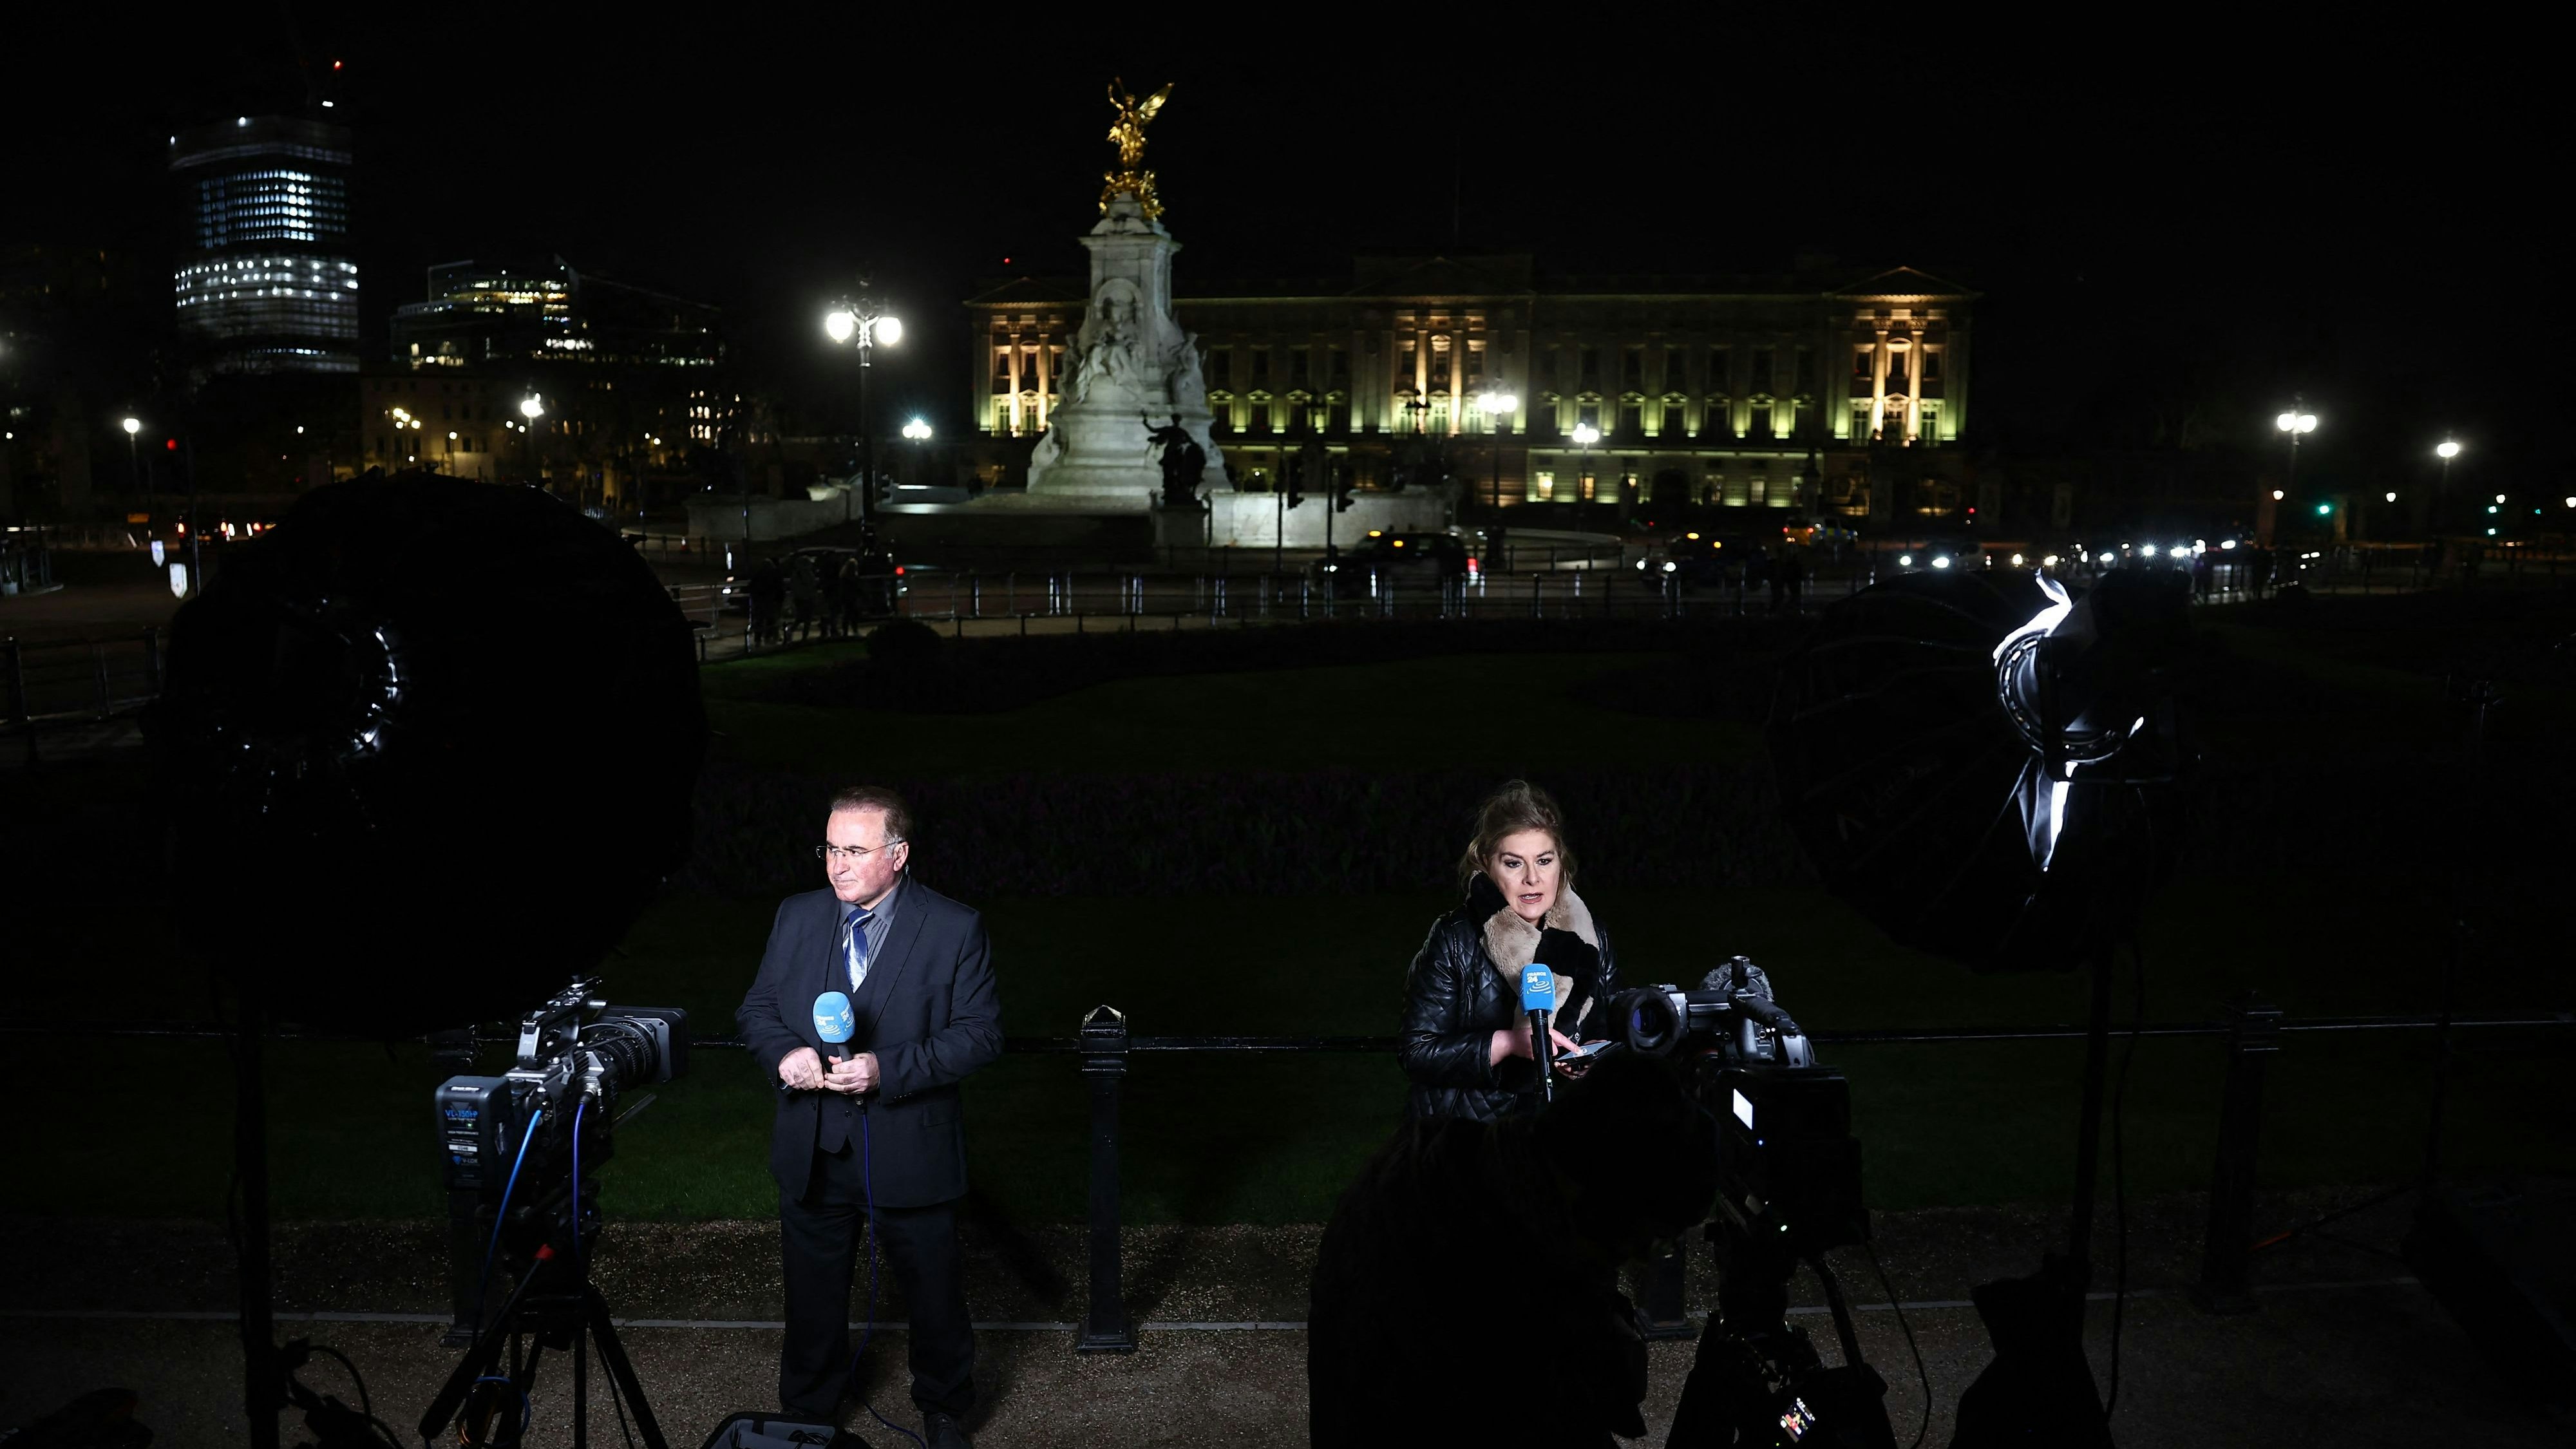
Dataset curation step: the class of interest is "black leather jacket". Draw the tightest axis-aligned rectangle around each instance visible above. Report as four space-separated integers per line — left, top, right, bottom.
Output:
1398 877 1620 1122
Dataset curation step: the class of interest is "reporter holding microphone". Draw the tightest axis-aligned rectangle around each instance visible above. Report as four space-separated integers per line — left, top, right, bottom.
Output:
735 786 1000 1448
1399 780 1617 1121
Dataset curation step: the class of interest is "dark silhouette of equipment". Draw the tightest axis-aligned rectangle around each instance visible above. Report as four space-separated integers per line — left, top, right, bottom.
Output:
146 474 707 1037
1766 565 2194 1448
144 475 708 1449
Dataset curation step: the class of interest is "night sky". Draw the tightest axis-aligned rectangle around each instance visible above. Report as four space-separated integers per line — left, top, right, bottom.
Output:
9 13 2550 494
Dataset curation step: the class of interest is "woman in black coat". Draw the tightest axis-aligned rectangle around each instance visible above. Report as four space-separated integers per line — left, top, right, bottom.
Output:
1399 779 1618 1121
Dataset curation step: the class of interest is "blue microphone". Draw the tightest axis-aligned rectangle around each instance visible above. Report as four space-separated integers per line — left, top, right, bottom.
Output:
813 990 855 1069
1520 965 1560 1102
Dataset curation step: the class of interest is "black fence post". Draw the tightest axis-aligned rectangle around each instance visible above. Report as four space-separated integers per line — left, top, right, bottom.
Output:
1638 1244 1693 1340
1077 1004 1137 1354
2192 994 2282 1314
5 636 26 726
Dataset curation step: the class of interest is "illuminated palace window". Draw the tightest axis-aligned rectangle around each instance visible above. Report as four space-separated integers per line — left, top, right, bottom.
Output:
1532 469 1555 502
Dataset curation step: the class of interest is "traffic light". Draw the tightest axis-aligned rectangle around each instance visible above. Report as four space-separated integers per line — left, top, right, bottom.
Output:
1285 458 1305 509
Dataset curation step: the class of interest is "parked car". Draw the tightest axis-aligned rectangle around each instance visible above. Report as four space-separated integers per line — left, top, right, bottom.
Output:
1311 530 1473 597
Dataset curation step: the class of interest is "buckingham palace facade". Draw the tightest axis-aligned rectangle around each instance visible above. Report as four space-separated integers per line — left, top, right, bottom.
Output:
965 254 1975 524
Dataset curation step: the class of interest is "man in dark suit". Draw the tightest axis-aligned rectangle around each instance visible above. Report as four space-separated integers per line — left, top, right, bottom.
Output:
737 785 1003 1448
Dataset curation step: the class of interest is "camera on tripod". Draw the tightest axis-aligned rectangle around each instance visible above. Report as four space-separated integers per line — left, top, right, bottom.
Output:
1607 957 1868 1263
1607 958 1891 1448
433 978 690 1344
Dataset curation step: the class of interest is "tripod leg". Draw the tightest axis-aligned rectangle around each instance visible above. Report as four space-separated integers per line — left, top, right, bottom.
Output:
586 1283 672 1449
421 1264 548 1441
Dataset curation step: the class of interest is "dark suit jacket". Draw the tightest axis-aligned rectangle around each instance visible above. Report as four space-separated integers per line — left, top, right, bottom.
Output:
735 878 1003 1207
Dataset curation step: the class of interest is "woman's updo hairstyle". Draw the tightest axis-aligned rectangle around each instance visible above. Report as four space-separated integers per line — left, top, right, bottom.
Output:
1456 779 1577 894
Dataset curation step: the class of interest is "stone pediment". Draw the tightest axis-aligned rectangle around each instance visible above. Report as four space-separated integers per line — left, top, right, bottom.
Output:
1833 266 1977 301
1341 254 1535 300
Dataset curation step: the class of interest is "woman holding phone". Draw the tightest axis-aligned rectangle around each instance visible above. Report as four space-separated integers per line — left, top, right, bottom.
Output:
1397 779 1618 1121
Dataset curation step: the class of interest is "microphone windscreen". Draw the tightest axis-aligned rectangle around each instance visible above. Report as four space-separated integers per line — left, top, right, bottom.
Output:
1519 965 1558 1014
813 991 855 1044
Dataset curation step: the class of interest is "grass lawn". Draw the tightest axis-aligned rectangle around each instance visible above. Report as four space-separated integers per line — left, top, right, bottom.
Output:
12 598 2566 1228
699 650 1765 779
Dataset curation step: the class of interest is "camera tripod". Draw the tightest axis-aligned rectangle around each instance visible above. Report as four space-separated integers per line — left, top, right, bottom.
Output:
1666 1212 1897 1448
420 1202 670 1449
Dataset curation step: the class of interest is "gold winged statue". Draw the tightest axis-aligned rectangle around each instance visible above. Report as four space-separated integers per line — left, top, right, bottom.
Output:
1101 79 1173 220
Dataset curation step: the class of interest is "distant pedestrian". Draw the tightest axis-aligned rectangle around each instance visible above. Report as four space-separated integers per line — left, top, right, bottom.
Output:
837 555 866 634
751 559 787 646
790 554 822 641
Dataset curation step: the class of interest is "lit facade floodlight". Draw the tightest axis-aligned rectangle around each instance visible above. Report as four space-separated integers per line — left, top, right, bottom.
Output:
2437 440 2462 460
122 416 141 435
520 395 544 421
824 310 856 343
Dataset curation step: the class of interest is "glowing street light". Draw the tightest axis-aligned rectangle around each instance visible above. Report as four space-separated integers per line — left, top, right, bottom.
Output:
901 418 933 441
823 294 904 525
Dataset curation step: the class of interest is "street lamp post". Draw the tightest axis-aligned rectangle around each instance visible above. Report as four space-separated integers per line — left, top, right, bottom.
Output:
824 299 904 530
120 415 141 500
520 394 545 491
1571 421 1601 529
2274 401 2318 493
1475 383 1519 512
2435 439 2462 531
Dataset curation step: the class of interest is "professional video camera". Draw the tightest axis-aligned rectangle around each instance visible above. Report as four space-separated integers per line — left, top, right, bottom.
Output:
422 979 689 1446
1599 958 1892 1449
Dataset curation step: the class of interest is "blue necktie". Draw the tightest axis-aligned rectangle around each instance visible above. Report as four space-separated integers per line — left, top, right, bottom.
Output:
844 906 873 992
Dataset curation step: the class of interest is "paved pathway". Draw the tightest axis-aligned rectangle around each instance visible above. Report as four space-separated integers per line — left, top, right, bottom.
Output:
1 1189 2562 1446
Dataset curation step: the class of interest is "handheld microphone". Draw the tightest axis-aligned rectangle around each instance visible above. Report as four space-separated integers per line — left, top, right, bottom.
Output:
1519 965 1559 1103
813 990 855 1073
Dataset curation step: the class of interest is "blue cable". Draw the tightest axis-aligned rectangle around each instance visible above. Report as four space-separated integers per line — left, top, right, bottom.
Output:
469 1375 533 1437
849 1108 927 1449
474 1104 544 1340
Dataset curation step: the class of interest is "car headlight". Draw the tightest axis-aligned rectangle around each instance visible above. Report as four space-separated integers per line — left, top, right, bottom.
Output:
1662 561 1677 573
1931 556 1951 569
1898 554 1913 566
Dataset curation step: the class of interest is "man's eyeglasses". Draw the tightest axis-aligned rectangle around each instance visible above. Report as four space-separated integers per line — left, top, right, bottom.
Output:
817 840 904 864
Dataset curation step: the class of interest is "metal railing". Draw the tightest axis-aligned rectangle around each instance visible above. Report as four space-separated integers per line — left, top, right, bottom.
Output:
11 1001 2564 1350
4 629 163 737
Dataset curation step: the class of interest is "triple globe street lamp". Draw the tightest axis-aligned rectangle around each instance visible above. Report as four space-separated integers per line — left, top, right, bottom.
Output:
824 300 904 526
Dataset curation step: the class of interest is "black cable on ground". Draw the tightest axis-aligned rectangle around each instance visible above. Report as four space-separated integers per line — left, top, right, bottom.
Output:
1863 1242 1932 1449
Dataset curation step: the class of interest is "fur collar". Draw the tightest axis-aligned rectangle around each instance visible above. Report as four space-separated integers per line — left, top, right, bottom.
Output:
1473 880 1600 1027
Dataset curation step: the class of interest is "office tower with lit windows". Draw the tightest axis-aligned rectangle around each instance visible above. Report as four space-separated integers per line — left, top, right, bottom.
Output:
169 115 358 374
